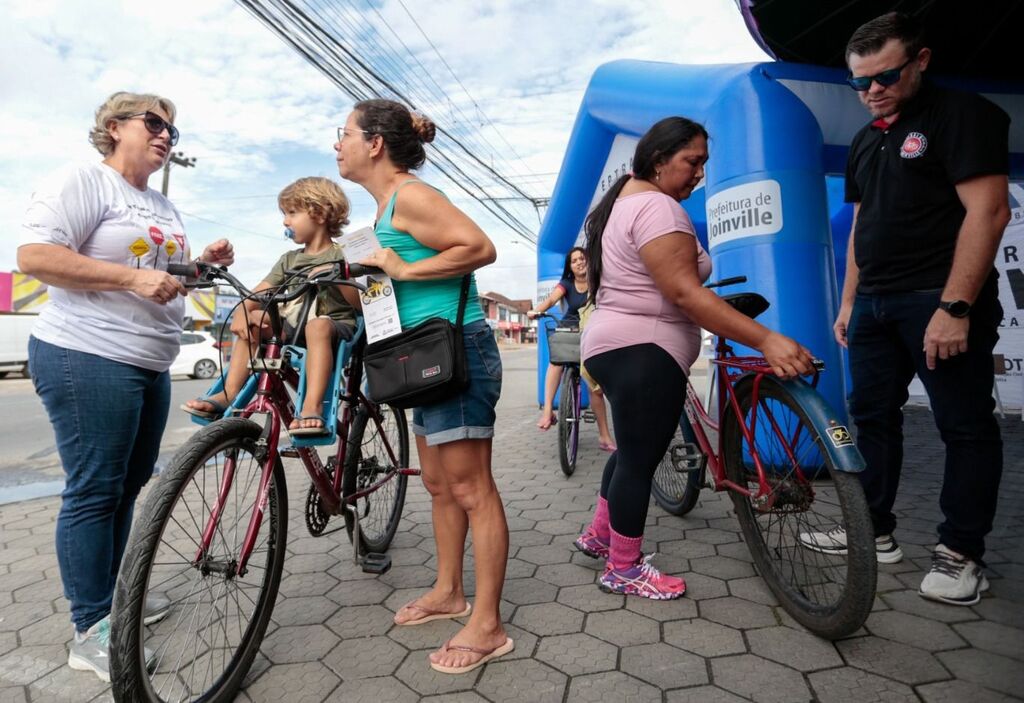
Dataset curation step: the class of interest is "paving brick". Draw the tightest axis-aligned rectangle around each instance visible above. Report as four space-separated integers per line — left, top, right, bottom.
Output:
243 662 340 702
663 618 746 658
475 659 567 703
865 596 963 637
533 633 617 676
665 686 748 703
533 562 598 587
657 538 718 560
419 693 490 703
324 604 393 639
624 593 698 622
584 609 660 646
699 596 777 630
500 577 559 605
936 648 1024 698
879 590 980 623
556 584 624 612
565 671 661 702
512 603 584 636
747 625 842 671
711 654 812 702
972 597 1024 630
916 679 1018 703
837 635 949 685
386 617 462 651
807 666 916 702
515 543 574 566
727 575 780 606
271 595 340 627
0 644 63 685
278 571 341 599
952 620 1024 661
0 687 28 703
620 642 707 689
325 676 418 702
675 571 729 600
393 648 478 697
323 636 408 679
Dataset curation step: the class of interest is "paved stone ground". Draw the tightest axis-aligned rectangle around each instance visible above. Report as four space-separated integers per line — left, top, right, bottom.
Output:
0 347 1021 702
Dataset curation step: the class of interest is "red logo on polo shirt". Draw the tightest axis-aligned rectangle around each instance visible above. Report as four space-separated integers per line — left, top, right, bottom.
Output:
900 132 928 159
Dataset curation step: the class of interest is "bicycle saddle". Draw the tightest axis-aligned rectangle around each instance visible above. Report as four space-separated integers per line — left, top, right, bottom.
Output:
721 293 770 320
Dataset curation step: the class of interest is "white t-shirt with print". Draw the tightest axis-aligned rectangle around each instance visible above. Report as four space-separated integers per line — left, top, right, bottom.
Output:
20 162 192 372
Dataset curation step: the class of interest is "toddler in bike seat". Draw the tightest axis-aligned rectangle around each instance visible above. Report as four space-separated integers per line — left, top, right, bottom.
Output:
182 177 360 435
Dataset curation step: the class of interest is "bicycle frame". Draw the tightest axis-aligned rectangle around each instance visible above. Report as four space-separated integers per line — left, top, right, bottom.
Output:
195 328 414 576
683 337 821 505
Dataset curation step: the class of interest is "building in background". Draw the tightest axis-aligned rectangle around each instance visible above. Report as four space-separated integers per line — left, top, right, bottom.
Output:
479 291 534 344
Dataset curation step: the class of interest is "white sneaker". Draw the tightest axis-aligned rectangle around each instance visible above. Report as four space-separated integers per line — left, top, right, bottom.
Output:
798 526 904 564
69 616 157 682
143 592 172 626
919 544 990 606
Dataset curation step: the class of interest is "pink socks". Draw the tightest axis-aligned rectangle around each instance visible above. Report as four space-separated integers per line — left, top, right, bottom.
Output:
609 527 643 570
590 496 610 542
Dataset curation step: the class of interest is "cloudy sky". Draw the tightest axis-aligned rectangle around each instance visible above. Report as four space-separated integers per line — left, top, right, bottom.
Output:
1 0 770 300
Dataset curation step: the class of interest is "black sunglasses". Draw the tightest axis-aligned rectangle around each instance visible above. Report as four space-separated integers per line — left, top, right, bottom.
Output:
124 111 179 146
847 58 914 91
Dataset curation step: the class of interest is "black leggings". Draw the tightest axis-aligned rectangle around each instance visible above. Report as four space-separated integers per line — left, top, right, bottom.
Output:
584 344 687 537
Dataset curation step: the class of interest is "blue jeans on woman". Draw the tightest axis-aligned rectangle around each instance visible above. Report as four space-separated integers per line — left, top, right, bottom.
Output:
29 337 170 632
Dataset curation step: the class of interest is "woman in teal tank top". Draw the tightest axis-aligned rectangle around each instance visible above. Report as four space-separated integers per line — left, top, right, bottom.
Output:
336 98 513 675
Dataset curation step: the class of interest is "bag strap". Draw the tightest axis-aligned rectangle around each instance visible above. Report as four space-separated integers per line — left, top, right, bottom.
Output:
454 274 471 331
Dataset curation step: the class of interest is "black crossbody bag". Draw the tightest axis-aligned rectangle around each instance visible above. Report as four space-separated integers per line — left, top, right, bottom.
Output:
362 275 471 409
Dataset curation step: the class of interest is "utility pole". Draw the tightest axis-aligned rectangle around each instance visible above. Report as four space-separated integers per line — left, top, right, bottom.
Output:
161 151 196 197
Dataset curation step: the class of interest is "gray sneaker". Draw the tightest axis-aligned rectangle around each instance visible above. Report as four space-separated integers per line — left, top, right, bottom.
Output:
144 592 172 626
68 616 157 682
798 526 904 564
919 544 991 606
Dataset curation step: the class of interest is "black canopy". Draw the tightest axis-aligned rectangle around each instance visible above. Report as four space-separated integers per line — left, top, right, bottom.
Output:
738 0 1024 82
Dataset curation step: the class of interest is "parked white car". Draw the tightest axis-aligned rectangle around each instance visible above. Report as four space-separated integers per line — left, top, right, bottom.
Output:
170 331 226 379
0 313 37 378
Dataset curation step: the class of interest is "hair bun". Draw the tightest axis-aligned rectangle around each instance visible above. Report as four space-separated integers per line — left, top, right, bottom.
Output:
410 113 436 144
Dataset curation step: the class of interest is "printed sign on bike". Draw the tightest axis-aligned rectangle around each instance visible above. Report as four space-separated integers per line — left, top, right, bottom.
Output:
826 425 854 448
340 226 401 344
706 179 783 250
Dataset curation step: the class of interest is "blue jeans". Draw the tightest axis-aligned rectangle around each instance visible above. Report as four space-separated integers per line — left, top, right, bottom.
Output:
847 283 1002 563
29 337 170 631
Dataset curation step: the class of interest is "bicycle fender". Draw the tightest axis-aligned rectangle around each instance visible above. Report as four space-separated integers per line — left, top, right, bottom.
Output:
772 376 865 474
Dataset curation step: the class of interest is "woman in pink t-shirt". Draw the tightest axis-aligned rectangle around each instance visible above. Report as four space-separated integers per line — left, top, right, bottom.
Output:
574 117 814 600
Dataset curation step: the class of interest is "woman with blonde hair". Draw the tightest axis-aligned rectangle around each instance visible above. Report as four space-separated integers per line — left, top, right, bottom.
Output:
18 91 233 681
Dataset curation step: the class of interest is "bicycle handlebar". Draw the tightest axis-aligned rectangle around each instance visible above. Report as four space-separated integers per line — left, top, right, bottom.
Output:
167 260 384 301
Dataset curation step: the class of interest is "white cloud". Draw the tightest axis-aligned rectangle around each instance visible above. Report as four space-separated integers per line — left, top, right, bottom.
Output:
0 0 769 300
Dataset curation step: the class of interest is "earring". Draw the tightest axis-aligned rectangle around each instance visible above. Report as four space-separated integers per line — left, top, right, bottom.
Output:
655 171 661 182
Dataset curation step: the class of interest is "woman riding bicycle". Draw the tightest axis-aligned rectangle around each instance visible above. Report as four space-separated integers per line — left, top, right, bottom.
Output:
338 99 513 674
528 247 615 451
575 116 815 600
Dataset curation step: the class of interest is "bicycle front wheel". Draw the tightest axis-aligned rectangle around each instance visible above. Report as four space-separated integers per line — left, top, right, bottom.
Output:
111 418 288 702
722 375 875 640
557 367 580 476
343 403 409 554
652 411 704 516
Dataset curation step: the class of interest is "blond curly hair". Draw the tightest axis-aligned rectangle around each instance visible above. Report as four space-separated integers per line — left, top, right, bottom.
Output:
278 177 351 237
89 91 177 157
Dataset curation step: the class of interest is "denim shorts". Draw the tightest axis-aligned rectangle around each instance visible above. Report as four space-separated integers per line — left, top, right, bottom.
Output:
412 319 502 445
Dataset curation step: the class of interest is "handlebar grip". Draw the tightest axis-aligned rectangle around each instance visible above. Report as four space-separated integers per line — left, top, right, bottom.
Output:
345 263 384 278
167 263 200 278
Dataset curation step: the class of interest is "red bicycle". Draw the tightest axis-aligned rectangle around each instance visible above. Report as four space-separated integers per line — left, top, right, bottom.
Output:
110 260 413 702
651 276 876 639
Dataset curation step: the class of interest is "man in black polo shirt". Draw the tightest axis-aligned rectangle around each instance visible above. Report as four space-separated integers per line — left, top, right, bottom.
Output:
800 12 1010 606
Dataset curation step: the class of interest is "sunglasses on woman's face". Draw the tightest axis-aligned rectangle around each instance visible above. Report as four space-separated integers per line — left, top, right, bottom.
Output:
846 58 913 92
125 111 179 146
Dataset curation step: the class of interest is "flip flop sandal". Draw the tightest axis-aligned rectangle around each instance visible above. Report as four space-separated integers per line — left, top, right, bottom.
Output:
180 397 229 420
394 601 472 626
289 414 330 436
429 637 515 675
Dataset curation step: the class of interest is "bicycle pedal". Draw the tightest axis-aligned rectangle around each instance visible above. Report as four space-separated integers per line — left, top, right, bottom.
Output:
361 552 391 574
671 442 707 473
279 444 300 458
581 410 596 423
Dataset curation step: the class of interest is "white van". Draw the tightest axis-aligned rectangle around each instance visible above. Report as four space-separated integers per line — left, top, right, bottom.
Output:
0 313 37 378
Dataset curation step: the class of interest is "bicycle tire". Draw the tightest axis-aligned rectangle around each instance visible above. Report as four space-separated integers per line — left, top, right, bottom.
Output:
111 418 288 702
722 375 875 639
652 411 704 516
557 367 580 476
342 403 409 553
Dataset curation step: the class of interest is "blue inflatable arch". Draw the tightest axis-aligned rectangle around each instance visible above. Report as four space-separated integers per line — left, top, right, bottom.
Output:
536 59 1024 418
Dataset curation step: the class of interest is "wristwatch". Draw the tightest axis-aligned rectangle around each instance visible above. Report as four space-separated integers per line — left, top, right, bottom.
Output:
938 299 971 318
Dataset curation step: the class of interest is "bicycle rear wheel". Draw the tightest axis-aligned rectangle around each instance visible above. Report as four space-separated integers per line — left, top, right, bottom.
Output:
652 411 704 516
343 403 409 554
722 375 875 640
111 418 287 702
557 367 580 476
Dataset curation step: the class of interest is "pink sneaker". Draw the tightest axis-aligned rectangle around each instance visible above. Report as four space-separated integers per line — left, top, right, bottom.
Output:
574 526 609 559
599 554 686 600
